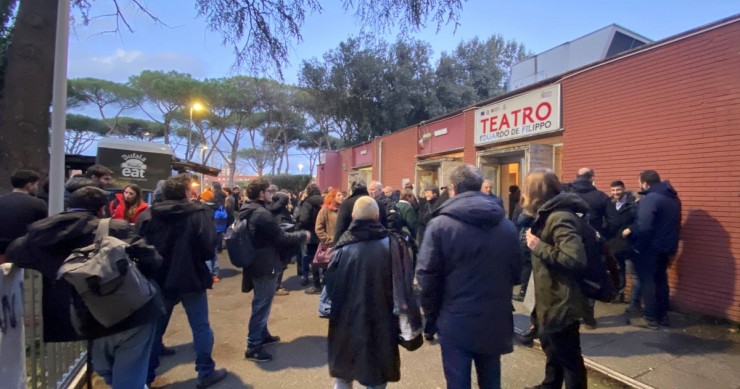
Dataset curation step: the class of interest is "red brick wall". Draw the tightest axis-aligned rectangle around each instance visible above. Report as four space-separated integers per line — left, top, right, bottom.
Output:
339 148 354 192
562 21 740 321
463 108 478 164
417 114 465 156
377 127 418 189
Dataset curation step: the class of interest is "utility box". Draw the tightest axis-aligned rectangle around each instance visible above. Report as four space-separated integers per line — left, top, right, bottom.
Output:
96 138 174 191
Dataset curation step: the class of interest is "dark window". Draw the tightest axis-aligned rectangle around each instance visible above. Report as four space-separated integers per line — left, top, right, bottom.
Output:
606 31 647 57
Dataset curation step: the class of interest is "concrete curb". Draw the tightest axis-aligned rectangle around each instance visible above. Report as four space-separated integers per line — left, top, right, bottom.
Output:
513 327 655 389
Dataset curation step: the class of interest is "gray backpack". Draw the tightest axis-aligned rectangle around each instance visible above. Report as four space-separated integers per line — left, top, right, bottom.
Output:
57 218 155 328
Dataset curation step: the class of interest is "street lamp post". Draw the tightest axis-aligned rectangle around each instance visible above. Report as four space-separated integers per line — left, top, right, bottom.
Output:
298 163 304 174
200 144 208 189
187 102 204 160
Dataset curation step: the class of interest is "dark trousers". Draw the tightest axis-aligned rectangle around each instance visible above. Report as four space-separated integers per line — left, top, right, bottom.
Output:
518 257 532 295
539 322 587 389
301 243 321 288
439 337 501 389
635 251 670 321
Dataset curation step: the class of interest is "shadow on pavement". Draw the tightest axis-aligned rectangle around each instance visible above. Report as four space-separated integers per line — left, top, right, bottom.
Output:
282 274 309 292
155 373 254 389
254 335 328 371
218 267 241 280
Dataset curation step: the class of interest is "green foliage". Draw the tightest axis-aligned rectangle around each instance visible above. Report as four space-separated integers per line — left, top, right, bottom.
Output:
264 174 313 194
112 117 166 140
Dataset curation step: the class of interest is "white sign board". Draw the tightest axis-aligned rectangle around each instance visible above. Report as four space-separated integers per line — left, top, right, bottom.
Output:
474 85 561 146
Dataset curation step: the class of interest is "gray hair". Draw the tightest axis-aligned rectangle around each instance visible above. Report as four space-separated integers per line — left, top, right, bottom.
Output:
449 164 484 194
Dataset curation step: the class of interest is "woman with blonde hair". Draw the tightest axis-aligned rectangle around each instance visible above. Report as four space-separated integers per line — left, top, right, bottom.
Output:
523 169 589 389
315 188 344 317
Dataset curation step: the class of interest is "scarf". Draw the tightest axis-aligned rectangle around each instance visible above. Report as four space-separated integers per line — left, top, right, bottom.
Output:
336 220 423 338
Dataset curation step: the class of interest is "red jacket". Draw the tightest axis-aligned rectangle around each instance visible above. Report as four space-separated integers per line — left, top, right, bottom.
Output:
109 193 149 223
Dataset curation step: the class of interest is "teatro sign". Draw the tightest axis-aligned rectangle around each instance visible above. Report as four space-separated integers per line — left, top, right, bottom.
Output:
474 84 561 146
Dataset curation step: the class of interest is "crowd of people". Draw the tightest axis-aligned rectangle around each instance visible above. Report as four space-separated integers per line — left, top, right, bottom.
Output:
0 161 681 389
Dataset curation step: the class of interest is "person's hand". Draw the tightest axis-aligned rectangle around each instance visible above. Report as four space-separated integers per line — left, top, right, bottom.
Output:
622 228 631 238
525 228 540 250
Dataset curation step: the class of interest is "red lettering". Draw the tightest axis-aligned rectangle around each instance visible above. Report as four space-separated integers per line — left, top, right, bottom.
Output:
510 109 521 126
489 116 498 133
522 107 534 124
536 102 552 121
480 118 489 133
500 113 510 130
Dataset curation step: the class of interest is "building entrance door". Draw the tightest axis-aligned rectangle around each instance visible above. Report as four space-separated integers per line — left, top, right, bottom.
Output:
479 152 524 218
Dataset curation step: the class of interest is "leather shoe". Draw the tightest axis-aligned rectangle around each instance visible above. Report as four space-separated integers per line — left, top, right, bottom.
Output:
196 368 228 388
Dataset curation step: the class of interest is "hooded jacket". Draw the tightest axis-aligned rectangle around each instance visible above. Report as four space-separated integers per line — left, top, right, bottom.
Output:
298 194 324 243
239 200 307 286
139 200 216 294
530 192 590 332
630 182 681 255
569 176 610 234
6 211 163 342
417 191 520 355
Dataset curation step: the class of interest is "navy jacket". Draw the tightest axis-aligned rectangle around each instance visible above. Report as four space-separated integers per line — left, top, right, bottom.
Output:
417 191 520 355
631 182 681 255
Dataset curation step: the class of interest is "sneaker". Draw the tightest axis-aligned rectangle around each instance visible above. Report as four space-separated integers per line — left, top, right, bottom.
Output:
245 347 272 362
645 320 659 330
212 276 220 283
512 293 525 302
319 313 330 319
305 286 321 295
261 335 281 346
196 368 228 389
274 288 289 296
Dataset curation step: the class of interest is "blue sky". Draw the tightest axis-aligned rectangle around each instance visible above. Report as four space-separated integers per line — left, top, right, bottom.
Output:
66 0 739 172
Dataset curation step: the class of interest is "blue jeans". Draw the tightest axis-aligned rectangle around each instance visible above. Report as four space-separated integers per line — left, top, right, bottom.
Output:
208 232 224 276
440 337 501 389
318 285 331 316
625 259 641 307
148 291 215 383
247 276 277 349
92 321 156 388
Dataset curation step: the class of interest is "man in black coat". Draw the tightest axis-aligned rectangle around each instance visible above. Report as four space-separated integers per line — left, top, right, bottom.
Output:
605 180 638 305
417 164 521 389
569 168 610 234
297 183 324 292
333 178 387 244
139 174 228 388
624 170 681 329
8 186 164 389
239 177 309 362
569 167 610 328
415 185 439 247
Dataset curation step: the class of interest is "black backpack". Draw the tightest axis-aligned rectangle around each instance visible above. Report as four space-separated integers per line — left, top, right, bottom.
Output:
224 212 256 268
574 214 619 302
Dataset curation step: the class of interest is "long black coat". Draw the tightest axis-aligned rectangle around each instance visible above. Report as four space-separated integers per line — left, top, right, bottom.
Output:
326 220 399 386
417 191 520 355
570 176 610 234
141 200 216 294
298 194 323 243
605 193 637 258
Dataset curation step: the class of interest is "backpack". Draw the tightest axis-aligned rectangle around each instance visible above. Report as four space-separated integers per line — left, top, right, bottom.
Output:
213 205 229 233
574 214 619 302
57 218 156 328
224 213 256 268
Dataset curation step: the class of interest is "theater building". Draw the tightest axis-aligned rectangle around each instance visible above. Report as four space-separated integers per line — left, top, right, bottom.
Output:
316 15 740 321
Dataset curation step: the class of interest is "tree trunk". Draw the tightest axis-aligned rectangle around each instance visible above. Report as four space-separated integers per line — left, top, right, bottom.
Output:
0 0 57 192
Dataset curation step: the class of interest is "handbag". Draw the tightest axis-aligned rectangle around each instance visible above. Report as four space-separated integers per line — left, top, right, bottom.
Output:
311 243 333 268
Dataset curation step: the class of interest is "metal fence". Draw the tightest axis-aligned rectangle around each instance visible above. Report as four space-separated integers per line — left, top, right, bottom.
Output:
24 270 86 389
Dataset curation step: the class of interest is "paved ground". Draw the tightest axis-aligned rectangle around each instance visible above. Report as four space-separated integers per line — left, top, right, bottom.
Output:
90 254 739 388
141 258 623 389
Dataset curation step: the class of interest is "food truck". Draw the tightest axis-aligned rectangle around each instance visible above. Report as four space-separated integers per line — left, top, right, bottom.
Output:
96 137 175 191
